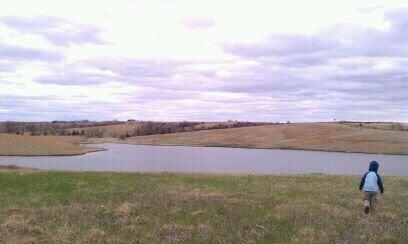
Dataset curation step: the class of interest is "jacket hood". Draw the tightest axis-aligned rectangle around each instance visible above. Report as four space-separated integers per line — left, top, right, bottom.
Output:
369 161 379 172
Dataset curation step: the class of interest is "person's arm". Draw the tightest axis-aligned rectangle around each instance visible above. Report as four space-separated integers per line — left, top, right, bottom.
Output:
359 172 368 190
377 173 384 194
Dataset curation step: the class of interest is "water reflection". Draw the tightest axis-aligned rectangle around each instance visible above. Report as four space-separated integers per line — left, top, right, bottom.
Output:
0 143 407 175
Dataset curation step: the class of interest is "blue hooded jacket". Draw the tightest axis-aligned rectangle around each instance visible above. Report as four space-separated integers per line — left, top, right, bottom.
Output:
359 161 384 193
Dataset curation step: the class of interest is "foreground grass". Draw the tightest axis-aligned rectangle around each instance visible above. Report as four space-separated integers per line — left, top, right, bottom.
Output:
0 171 407 243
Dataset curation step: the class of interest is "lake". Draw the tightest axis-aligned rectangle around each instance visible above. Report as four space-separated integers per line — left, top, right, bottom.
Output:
0 143 407 175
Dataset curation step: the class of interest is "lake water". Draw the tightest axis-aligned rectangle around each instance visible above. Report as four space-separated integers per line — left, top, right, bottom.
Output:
0 143 407 175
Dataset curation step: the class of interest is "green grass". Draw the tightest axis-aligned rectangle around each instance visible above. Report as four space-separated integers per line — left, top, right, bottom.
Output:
0 171 407 243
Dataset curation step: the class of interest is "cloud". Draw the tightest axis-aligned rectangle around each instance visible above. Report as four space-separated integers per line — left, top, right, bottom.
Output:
181 17 215 29
35 72 110 86
0 61 17 73
0 15 105 46
90 58 180 79
35 64 117 86
33 58 184 86
32 57 215 95
224 8 408 61
0 42 63 62
213 8 408 121
224 34 336 57
0 95 58 121
0 94 117 121
383 8 408 43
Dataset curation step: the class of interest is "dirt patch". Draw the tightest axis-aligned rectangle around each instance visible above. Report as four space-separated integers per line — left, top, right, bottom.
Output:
0 164 38 172
157 224 211 241
167 188 226 203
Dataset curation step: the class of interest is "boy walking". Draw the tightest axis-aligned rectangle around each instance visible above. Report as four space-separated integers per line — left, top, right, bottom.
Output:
359 161 384 214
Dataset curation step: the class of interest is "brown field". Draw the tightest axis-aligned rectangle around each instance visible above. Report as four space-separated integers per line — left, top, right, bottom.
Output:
343 122 408 131
0 134 101 156
124 122 408 155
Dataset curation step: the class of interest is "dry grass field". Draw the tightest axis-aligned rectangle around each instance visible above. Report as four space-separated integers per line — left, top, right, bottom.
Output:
0 170 406 242
125 123 408 155
0 134 101 156
343 122 408 131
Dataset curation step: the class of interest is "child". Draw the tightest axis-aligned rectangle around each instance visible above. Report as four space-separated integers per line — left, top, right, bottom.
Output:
359 161 384 214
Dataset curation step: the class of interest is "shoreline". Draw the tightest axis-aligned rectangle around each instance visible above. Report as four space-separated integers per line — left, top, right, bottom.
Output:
2 139 408 157
0 147 107 157
85 139 408 156
0 165 406 177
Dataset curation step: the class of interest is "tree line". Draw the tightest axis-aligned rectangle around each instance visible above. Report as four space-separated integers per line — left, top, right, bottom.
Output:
112 121 272 140
0 121 124 136
0 120 275 138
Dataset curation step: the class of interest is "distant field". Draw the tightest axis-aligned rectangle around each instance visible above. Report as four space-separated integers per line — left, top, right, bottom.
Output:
67 123 143 137
343 122 408 131
0 171 406 242
0 134 100 156
124 123 408 155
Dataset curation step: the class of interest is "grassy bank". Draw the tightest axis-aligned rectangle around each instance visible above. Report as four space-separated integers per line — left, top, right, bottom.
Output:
0 171 406 242
0 134 102 156
124 123 408 155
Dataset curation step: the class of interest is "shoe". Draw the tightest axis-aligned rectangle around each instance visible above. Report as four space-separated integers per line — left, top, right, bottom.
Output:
365 206 369 214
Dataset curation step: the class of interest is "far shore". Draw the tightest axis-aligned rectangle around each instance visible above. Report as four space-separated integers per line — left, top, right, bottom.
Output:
82 139 408 157
0 147 107 157
1 122 408 156
87 122 408 156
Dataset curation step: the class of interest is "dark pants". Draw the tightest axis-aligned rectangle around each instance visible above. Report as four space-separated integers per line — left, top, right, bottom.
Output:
363 191 377 210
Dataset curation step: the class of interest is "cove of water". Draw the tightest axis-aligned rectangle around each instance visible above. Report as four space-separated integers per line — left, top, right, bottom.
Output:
0 143 407 175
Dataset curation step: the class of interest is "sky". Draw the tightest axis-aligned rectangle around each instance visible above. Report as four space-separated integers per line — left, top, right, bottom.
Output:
0 0 407 122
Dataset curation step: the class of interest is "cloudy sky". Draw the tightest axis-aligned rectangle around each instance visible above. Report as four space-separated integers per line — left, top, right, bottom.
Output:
0 0 407 122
